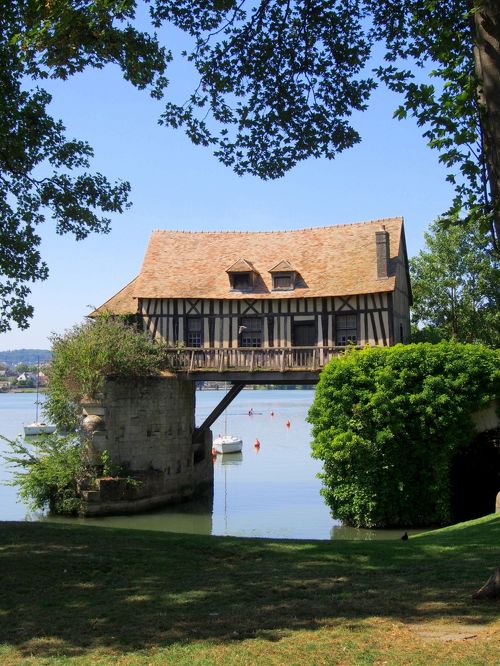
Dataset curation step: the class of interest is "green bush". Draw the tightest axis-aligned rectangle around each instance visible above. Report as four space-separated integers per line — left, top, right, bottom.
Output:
44 314 165 430
308 342 500 528
2 434 92 515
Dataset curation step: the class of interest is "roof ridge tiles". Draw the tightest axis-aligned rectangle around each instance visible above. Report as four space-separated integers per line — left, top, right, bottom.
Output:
151 217 403 235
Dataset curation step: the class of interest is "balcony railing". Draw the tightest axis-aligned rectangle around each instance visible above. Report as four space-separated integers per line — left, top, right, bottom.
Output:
162 346 352 373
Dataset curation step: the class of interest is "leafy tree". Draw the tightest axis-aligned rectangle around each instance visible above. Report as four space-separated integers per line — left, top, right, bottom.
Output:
153 1 500 249
410 219 500 345
2 433 91 515
0 1 168 332
308 342 500 528
3 1 500 332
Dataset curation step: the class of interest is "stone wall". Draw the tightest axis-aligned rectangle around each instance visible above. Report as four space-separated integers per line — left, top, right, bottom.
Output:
81 376 213 515
471 400 499 433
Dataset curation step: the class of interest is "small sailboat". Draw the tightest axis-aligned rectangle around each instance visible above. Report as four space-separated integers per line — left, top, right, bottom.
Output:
23 359 56 437
213 434 243 454
212 384 243 454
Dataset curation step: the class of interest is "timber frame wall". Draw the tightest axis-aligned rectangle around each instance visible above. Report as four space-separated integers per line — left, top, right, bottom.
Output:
139 291 407 349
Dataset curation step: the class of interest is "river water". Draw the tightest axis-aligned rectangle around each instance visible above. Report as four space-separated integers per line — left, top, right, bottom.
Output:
0 390 412 539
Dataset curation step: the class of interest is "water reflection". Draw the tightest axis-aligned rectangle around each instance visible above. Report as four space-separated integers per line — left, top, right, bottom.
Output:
48 491 215 535
218 452 243 465
330 525 426 540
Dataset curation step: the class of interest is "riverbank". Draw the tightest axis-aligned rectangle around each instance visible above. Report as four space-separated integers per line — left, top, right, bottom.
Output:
0 387 40 393
0 514 498 665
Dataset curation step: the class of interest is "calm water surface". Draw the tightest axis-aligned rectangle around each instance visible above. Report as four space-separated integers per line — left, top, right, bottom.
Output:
0 390 411 539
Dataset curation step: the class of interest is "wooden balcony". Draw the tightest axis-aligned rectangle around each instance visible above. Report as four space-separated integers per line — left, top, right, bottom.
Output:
162 346 351 384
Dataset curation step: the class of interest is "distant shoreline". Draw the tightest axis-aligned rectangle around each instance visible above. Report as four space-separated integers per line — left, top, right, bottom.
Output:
0 388 44 394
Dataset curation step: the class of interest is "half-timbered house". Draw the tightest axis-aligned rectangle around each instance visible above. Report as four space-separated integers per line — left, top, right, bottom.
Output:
94 218 411 364
81 218 412 515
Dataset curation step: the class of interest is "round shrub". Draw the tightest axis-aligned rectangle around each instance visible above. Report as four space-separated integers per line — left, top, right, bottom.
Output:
308 342 499 528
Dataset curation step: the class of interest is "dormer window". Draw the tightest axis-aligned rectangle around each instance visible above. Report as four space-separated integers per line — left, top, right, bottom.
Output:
226 258 256 292
269 260 296 291
232 272 252 290
273 273 293 290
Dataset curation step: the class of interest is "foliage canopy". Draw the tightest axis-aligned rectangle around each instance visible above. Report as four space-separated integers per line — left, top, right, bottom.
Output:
410 218 500 346
151 1 500 248
3 1 500 332
308 342 500 528
0 0 167 332
2 433 90 515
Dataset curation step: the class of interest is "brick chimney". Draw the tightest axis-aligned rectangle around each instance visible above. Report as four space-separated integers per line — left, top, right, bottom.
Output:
375 225 390 279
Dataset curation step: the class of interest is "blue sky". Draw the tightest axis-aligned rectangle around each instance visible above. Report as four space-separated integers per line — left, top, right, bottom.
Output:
0 25 454 351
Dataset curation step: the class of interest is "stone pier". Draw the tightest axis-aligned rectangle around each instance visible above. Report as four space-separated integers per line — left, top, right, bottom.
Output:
81 376 213 516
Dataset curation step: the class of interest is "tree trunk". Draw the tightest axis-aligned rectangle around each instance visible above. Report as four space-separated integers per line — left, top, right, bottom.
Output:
472 1 500 252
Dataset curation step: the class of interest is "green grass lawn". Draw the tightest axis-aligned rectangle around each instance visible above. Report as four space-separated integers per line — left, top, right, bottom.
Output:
0 514 499 665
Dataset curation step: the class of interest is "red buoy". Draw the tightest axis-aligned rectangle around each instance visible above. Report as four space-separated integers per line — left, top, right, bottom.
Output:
285 419 291 428
254 438 261 448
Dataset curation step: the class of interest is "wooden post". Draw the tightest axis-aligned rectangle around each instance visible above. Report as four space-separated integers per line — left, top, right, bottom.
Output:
189 350 195 372
194 383 246 438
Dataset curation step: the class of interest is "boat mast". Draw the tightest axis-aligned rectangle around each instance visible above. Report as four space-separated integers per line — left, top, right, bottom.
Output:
224 381 228 435
35 357 40 422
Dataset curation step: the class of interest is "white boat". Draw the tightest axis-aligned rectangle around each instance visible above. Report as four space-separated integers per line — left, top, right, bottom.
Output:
213 434 243 454
212 382 243 454
23 357 56 437
24 422 57 436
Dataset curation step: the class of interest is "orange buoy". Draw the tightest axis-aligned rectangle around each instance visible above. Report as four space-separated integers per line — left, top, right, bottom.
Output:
254 438 261 448
285 419 291 428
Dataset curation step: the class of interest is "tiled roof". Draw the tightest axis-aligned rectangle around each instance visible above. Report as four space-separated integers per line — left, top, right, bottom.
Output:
90 276 138 316
226 258 255 273
132 218 404 300
269 259 296 273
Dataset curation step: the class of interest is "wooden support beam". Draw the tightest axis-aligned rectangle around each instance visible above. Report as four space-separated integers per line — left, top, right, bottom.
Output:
193 383 246 442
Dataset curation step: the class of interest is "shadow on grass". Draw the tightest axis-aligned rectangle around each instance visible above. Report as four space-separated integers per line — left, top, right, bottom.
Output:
0 516 498 658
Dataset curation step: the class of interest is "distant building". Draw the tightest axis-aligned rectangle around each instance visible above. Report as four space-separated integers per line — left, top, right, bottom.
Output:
37 371 48 386
93 218 411 349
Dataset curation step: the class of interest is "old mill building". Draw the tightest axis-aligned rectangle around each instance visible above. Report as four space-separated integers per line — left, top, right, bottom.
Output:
96 217 411 354
82 217 411 514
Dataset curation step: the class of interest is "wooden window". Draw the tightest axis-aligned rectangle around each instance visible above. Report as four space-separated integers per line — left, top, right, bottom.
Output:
272 273 294 290
186 317 202 347
231 273 252 290
239 317 262 347
335 314 357 346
